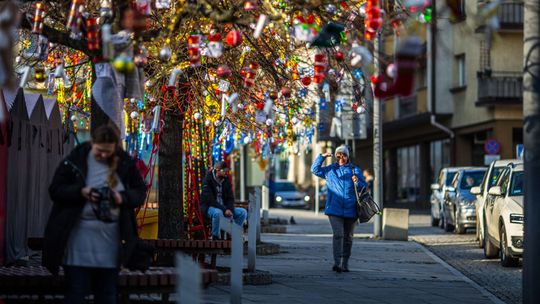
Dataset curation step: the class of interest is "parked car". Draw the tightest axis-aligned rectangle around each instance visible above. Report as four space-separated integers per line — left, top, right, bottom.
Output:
270 180 310 209
430 167 460 227
443 167 487 233
483 162 524 267
471 159 520 248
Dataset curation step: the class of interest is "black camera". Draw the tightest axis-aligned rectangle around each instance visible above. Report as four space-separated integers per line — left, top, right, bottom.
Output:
91 187 115 222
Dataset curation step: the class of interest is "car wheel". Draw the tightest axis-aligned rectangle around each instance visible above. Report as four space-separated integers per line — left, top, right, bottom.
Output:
477 219 485 248
431 216 439 227
454 211 465 234
500 225 519 267
483 221 499 259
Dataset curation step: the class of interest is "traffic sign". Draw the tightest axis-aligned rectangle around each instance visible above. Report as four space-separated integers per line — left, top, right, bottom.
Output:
516 144 524 160
484 138 501 155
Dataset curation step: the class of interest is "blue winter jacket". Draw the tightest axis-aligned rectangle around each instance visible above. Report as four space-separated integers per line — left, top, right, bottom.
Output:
311 154 368 218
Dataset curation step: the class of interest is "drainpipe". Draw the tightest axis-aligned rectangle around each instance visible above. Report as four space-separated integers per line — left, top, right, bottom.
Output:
427 3 455 140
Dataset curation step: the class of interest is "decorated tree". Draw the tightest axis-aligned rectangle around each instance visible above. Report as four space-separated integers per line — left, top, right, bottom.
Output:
10 0 437 239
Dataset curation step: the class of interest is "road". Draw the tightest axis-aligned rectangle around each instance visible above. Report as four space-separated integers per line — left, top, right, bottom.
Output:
408 213 522 304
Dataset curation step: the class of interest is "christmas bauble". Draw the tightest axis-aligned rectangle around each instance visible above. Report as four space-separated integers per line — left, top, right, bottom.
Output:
226 30 243 47
113 54 135 73
130 111 139 119
159 46 172 62
301 76 312 86
281 87 292 98
269 91 278 100
335 51 345 61
193 112 202 120
35 68 46 82
216 65 232 78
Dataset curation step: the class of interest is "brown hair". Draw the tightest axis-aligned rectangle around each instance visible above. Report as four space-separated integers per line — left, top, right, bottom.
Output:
91 124 120 188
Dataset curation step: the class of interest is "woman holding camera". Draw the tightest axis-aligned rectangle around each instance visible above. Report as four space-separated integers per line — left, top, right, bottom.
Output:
44 124 147 304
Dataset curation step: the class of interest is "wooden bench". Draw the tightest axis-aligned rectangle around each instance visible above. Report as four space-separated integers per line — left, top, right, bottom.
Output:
28 237 232 269
0 265 217 303
144 239 232 269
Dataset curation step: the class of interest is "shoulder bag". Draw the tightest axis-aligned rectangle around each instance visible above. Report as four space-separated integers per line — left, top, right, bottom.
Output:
353 182 381 223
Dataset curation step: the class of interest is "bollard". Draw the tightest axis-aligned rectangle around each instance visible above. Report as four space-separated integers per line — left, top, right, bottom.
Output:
382 208 409 241
248 188 261 272
219 216 243 304
176 253 201 304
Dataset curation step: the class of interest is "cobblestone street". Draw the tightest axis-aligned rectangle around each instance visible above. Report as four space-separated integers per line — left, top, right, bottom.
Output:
409 213 522 304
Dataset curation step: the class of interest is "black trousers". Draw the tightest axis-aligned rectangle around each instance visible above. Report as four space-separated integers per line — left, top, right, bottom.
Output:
63 265 119 304
328 215 357 267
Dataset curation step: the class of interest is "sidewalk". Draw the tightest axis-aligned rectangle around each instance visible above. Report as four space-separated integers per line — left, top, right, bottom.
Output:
200 209 504 304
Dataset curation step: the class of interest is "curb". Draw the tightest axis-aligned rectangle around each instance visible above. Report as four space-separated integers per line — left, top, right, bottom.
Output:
413 242 507 304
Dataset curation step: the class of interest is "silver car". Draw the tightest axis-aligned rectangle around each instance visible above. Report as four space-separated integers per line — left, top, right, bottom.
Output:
271 180 310 209
430 168 460 227
443 168 487 234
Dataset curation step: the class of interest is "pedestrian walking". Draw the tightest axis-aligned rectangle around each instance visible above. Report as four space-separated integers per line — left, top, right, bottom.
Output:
200 161 247 240
43 124 147 304
311 145 368 273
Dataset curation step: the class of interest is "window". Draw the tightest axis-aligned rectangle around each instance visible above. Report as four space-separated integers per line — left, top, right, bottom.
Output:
449 0 467 21
510 171 524 196
460 171 486 190
456 54 466 87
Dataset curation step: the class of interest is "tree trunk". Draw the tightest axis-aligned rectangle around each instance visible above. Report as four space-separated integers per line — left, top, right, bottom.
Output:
158 111 184 239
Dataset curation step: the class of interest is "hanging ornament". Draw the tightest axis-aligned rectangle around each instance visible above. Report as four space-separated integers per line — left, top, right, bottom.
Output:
293 16 318 42
244 1 257 11
349 42 373 67
386 63 397 78
32 2 45 34
188 34 201 67
155 0 170 9
71 115 79 121
113 54 135 73
193 112 202 120
268 91 278 100
66 0 84 35
101 24 113 60
86 17 100 51
335 51 345 62
364 0 382 41
206 32 223 58
204 119 212 126
356 105 366 114
35 67 47 82
226 30 243 47
135 0 151 16
253 14 268 39
100 0 113 18
134 46 148 67
313 53 327 84
130 111 139 119
167 68 182 88
265 119 274 126
159 45 172 62
281 87 292 98
216 65 232 78
301 76 312 86
243 62 259 87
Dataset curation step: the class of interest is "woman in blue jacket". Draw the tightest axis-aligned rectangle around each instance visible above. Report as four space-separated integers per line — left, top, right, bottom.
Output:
311 145 367 272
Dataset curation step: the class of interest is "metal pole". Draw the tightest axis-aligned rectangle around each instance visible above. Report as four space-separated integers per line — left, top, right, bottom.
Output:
314 102 320 215
240 145 246 201
372 34 383 238
523 1 540 302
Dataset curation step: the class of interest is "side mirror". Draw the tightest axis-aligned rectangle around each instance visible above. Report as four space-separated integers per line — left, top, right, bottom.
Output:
470 186 481 195
446 186 456 193
488 186 503 196
431 184 440 191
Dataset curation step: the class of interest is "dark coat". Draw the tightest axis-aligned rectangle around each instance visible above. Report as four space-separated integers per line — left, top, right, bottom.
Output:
200 170 235 216
43 142 147 275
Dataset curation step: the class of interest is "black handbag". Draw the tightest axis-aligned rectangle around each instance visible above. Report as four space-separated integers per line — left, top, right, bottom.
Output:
354 183 381 223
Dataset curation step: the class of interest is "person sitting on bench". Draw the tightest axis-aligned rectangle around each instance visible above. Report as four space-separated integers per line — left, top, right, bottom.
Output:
200 161 247 240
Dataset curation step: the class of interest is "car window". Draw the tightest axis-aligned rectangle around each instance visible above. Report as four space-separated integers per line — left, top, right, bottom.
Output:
509 171 524 196
445 172 457 186
497 169 511 194
489 167 505 188
275 182 297 192
460 171 485 190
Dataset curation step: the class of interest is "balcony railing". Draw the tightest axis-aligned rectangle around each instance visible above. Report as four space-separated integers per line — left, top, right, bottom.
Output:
476 1 523 31
476 71 522 106
498 1 524 30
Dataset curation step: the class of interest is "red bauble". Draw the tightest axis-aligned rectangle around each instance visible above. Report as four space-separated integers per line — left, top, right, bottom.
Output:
313 74 325 84
226 30 243 46
255 102 265 110
335 51 345 61
216 65 232 78
301 76 312 86
207 33 222 42
281 87 292 98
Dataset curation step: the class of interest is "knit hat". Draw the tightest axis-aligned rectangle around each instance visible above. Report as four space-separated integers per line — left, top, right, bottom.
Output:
335 145 349 157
